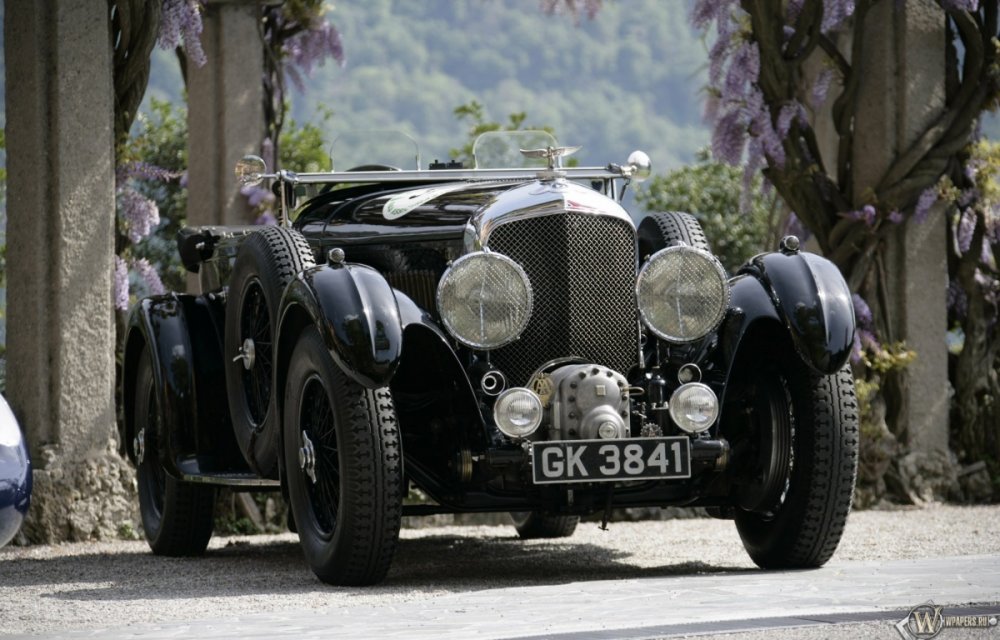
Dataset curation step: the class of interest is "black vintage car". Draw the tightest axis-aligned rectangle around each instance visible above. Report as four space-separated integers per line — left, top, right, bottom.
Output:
119 132 858 586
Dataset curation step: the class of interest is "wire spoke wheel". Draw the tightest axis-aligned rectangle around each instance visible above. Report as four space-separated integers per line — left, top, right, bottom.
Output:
734 362 859 569
283 326 403 586
224 226 316 477
239 280 273 426
134 348 215 557
299 375 340 536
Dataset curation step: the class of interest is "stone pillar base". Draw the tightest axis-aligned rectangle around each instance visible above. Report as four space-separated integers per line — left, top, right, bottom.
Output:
21 441 138 544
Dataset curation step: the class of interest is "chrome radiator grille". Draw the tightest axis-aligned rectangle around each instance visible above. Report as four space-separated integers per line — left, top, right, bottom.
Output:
486 213 640 385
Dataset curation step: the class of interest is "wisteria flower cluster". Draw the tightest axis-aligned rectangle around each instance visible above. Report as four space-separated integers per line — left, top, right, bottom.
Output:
116 161 180 244
283 20 345 93
114 160 180 310
159 0 207 67
113 256 168 311
850 293 879 364
944 140 1000 323
693 0 825 211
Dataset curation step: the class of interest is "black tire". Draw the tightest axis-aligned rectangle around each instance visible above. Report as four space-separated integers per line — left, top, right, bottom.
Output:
225 226 315 478
637 211 710 260
134 348 216 556
509 512 579 539
283 327 403 585
734 363 859 569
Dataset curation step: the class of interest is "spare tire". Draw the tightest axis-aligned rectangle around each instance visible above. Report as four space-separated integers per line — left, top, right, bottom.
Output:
225 226 316 477
637 211 710 260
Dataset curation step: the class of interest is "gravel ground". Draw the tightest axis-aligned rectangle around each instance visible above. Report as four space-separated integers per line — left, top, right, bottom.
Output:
1 504 998 637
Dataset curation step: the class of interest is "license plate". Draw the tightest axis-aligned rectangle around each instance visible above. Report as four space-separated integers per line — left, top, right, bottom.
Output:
531 437 691 484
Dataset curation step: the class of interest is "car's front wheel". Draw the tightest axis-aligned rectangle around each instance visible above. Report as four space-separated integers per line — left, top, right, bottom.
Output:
734 362 859 569
283 326 403 585
134 347 216 556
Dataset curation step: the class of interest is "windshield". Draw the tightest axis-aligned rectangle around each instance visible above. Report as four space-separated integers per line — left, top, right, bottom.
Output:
326 129 561 172
329 130 422 171
472 130 558 169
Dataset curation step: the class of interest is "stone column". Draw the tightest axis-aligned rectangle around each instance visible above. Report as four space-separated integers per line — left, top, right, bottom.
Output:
186 0 265 230
852 0 950 454
5 1 135 541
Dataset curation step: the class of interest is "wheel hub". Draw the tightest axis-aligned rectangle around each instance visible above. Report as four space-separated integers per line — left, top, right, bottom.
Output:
299 430 317 484
134 428 146 465
233 338 256 370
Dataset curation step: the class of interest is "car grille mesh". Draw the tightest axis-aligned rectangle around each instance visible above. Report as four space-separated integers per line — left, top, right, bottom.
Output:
486 213 640 385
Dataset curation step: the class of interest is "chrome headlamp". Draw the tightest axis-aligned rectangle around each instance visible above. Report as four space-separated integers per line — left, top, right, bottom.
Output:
636 245 730 343
436 251 533 349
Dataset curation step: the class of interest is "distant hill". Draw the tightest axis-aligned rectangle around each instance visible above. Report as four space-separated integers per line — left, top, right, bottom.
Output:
146 0 712 174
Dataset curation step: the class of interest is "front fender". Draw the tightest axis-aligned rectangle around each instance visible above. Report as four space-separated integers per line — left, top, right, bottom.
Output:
278 262 403 390
121 294 230 476
738 250 855 374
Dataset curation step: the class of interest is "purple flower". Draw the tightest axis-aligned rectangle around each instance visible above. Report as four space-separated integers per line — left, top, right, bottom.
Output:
283 21 345 92
957 210 976 254
859 328 880 352
987 209 1000 245
777 101 806 137
708 11 738 87
850 331 863 364
159 0 206 67
241 184 276 209
958 188 979 207
255 212 278 226
116 161 179 185
821 0 856 33
724 40 761 98
133 258 166 296
179 170 189 188
712 109 747 165
114 256 130 311
914 187 937 223
119 186 161 244
741 144 763 213
888 209 904 224
852 293 873 328
863 205 876 225
811 68 835 108
691 0 736 30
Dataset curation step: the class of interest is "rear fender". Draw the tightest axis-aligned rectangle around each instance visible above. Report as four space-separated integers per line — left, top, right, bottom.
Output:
121 294 232 476
276 262 403 397
736 250 855 374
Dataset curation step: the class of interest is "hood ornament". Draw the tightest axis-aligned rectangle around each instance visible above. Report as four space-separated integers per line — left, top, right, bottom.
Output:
520 145 581 180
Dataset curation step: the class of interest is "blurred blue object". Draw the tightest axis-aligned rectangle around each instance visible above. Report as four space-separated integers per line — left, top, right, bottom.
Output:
0 394 31 547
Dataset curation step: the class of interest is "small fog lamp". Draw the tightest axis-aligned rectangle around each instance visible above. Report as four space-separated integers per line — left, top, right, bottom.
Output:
494 388 543 439
668 383 719 434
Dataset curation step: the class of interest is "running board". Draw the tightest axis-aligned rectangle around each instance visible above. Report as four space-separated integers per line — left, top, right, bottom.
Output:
176 458 280 488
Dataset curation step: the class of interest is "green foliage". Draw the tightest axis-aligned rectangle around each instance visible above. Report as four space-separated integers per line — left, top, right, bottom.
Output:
636 153 777 271
273 0 709 171
116 521 141 541
280 119 331 172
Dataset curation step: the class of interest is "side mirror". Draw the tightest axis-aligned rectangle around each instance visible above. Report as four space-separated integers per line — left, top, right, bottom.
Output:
235 155 268 186
626 150 652 183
